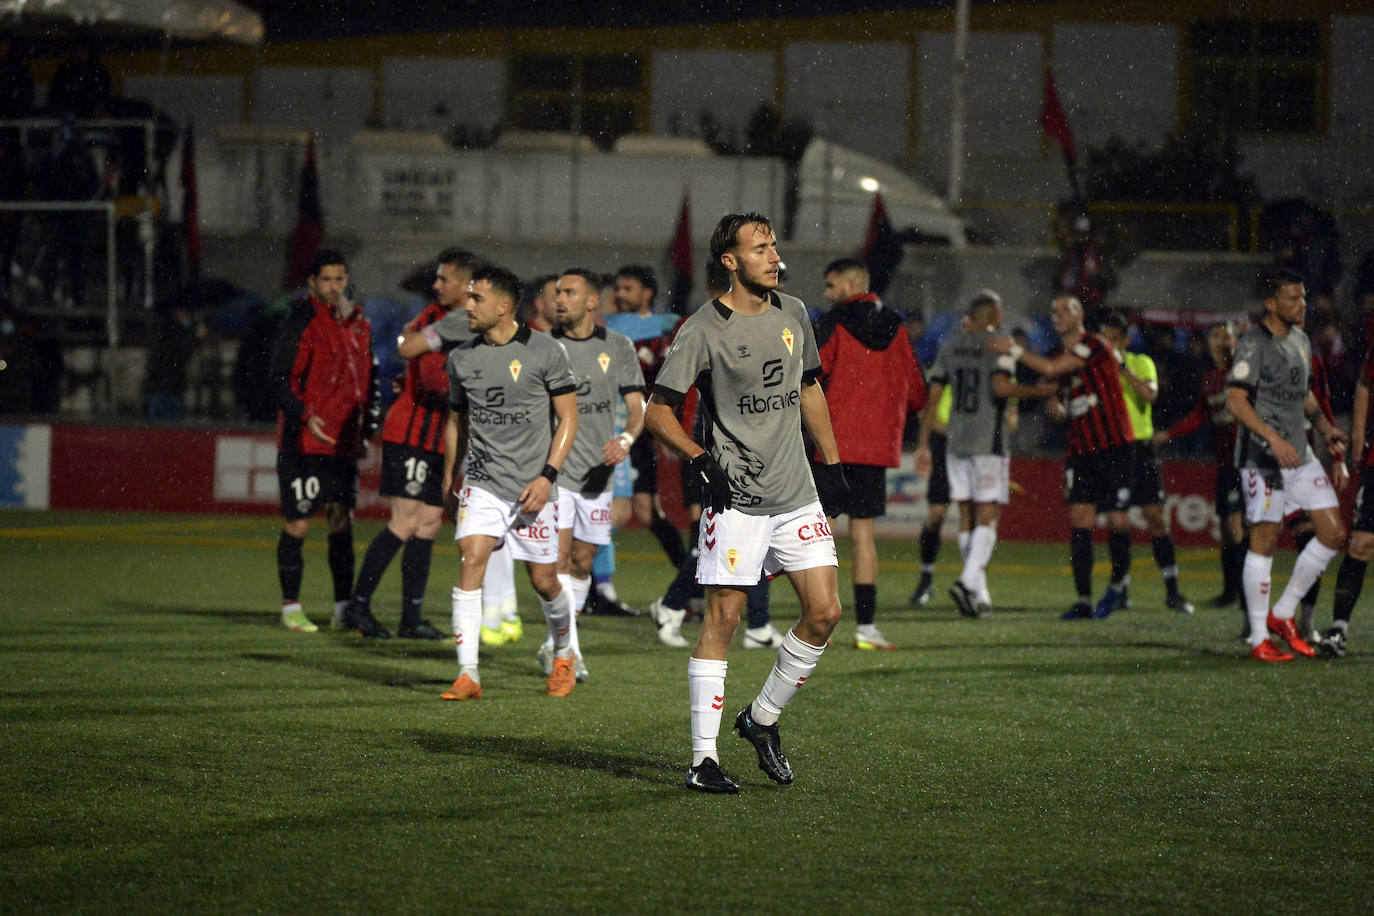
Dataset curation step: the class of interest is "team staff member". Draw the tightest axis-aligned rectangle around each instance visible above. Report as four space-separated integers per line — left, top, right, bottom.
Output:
1227 267 1348 662
272 249 380 633
1098 311 1194 615
813 257 926 648
339 248 477 641
646 212 849 794
992 295 1136 620
536 268 646 682
911 386 953 607
440 265 580 699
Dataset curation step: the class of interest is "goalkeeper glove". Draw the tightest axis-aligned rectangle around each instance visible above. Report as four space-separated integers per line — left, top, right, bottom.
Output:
813 462 851 518
687 452 733 514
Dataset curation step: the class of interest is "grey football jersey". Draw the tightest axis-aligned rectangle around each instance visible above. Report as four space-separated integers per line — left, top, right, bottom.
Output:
928 328 1012 457
430 309 476 350
654 291 822 516
447 326 577 502
553 325 645 496
1227 323 1313 470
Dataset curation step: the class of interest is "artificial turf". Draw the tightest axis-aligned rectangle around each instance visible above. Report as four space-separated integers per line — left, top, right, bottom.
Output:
1 510 1370 914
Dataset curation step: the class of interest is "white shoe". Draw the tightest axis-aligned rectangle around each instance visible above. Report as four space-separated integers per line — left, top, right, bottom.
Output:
536 641 554 676
742 623 783 649
649 598 689 648
330 600 349 631
854 625 897 650
574 653 589 683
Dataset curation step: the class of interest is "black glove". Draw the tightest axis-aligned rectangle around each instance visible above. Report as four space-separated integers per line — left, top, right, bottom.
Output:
687 452 733 514
813 462 850 518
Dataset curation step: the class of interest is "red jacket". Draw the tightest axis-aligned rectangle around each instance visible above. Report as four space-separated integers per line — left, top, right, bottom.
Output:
814 294 927 467
382 303 450 452
272 294 379 457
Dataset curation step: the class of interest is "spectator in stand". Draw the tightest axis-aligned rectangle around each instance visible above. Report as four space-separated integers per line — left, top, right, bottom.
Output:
1097 310 1194 614
1157 322 1246 610
46 43 113 119
142 299 206 420
1054 214 1114 316
813 257 926 647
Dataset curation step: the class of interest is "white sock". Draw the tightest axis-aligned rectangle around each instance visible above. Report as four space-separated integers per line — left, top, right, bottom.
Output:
688 656 728 767
752 628 825 725
957 529 971 561
1243 552 1273 647
451 587 482 667
1272 540 1337 620
962 525 996 593
598 580 619 602
499 596 519 623
483 544 515 626
569 574 592 620
540 587 572 655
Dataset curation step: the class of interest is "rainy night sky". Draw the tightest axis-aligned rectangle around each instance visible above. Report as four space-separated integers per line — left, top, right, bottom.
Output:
248 0 986 41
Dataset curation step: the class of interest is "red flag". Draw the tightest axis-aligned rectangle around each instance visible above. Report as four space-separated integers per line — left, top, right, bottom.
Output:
668 191 692 315
1040 68 1076 161
180 122 200 282
282 135 324 291
862 193 903 295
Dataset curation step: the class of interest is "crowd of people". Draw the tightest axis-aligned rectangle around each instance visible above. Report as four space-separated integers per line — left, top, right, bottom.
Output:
252 214 1369 794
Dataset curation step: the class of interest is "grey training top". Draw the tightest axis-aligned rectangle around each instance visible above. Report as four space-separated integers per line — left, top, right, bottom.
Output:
428 309 476 351
552 325 646 497
1227 322 1314 471
654 291 822 516
447 325 577 503
928 327 1013 458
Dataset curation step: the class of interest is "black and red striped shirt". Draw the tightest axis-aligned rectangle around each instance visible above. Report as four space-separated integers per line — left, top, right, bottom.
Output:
381 303 450 453
1061 332 1135 456
1166 366 1235 466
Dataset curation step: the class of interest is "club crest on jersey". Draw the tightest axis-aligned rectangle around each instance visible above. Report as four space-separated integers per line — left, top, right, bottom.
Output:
726 548 739 572
508 359 522 382
781 328 794 355
598 352 610 373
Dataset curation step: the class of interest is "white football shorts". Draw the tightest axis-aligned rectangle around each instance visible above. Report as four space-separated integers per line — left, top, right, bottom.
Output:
456 483 559 564
696 501 838 586
555 487 614 546
1241 461 1338 525
946 454 1010 505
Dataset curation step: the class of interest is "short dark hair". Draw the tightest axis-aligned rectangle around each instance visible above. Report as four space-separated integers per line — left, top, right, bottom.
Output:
1256 265 1306 301
710 212 773 267
704 259 732 296
966 288 1002 315
472 265 523 307
824 257 866 277
1098 309 1130 334
528 273 559 295
615 264 657 296
1206 320 1236 336
308 248 347 277
436 247 484 272
560 267 601 288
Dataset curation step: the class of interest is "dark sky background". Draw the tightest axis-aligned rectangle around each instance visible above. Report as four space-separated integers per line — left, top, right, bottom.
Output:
244 1 987 42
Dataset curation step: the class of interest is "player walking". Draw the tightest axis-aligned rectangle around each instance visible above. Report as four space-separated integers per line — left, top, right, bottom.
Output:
440 266 581 698
646 212 850 793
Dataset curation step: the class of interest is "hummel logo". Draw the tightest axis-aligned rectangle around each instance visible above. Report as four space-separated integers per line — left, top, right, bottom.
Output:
737 344 751 358
471 368 482 379
795 675 808 688
711 694 724 710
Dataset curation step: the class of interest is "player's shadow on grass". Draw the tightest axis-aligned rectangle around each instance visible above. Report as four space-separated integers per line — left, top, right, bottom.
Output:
114 600 269 626
407 728 677 786
242 651 453 690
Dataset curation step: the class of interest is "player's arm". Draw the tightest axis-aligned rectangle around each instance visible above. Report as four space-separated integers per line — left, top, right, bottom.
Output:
518 391 577 514
988 334 1086 379
800 379 841 465
603 390 645 465
914 380 945 479
1305 390 1348 458
397 327 435 359
442 409 467 519
1118 360 1158 404
1226 384 1301 468
991 374 1059 402
1352 378 1370 467
645 392 702 461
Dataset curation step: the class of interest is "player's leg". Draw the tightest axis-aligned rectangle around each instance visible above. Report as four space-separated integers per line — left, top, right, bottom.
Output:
1091 446 1135 619
1214 467 1247 607
323 456 361 629
631 435 687 569
1143 503 1192 613
346 494 420 636
525 557 576 696
1270 485 1343 657
741 574 781 648
964 500 1001 615
397 503 445 639
1326 507 1374 656
1288 516 1321 641
442 531 494 699
846 465 890 648
652 500 702 647
685 584 748 793
913 503 946 606
276 450 318 631
1240 467 1291 660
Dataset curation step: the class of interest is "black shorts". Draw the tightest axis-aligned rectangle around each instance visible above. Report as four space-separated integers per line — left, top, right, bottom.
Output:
277 452 358 520
1065 444 1135 512
380 442 444 507
926 432 950 506
1216 465 1243 520
1129 441 1164 507
842 463 888 519
629 434 658 495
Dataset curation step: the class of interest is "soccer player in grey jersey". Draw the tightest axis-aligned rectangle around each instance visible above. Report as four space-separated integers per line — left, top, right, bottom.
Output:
646 212 851 794
1226 266 1348 662
917 291 1057 617
535 267 647 681
439 265 581 699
